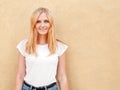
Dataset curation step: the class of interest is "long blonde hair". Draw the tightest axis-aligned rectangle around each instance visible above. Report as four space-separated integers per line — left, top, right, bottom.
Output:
26 7 57 55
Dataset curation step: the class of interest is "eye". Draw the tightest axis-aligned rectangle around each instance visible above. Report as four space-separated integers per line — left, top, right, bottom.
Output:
36 20 41 23
44 20 49 23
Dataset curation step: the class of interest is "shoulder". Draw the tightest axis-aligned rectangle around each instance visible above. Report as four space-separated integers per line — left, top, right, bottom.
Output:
17 39 28 45
16 39 28 56
17 39 28 48
56 39 68 46
19 39 28 43
56 39 68 56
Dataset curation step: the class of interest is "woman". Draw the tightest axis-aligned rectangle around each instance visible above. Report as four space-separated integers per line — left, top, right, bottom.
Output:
15 7 69 90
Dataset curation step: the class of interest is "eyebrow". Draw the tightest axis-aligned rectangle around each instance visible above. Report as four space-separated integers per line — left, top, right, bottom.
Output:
44 20 49 22
36 20 41 23
36 20 49 23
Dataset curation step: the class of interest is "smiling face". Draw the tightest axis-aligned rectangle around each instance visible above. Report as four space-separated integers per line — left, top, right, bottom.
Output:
35 13 50 36
27 7 56 54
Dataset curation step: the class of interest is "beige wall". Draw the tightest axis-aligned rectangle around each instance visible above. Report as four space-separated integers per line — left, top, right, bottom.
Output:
0 0 120 90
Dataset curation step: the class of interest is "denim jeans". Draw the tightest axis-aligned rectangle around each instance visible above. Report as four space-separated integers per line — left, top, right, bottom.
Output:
22 83 58 90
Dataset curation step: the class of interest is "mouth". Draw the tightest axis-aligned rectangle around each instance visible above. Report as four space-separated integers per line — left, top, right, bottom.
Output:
39 27 47 30
39 29 47 31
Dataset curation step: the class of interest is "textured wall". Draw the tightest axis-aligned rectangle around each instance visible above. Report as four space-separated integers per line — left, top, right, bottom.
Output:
0 0 120 90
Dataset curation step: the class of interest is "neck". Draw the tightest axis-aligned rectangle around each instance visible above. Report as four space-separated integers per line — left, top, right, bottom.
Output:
37 35 47 45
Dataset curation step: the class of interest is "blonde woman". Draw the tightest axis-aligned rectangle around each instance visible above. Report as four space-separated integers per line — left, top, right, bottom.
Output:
15 7 69 90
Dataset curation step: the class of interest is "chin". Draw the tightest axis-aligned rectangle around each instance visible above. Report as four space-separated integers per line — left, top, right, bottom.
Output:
38 32 48 35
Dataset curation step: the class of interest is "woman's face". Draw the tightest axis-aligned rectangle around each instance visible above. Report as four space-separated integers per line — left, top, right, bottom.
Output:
35 13 50 35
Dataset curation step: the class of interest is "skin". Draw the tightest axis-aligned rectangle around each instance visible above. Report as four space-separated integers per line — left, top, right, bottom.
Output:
36 13 50 37
15 12 69 90
35 13 50 44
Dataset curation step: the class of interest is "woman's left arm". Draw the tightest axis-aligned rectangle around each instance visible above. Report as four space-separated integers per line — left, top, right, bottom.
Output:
56 52 69 90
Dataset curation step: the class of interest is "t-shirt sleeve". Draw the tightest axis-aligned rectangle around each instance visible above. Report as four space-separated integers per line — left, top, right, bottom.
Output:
16 39 28 57
57 41 68 56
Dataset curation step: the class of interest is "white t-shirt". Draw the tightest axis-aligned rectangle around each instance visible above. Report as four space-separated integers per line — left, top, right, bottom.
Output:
16 39 68 87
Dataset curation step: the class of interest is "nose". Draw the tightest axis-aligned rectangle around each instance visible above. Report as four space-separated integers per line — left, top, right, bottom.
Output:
40 22 45 27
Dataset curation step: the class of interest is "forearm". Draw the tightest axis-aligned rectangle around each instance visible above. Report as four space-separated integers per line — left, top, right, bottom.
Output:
57 78 69 90
15 75 24 90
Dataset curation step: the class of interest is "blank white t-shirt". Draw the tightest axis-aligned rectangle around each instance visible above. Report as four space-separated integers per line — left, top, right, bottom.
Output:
16 39 68 87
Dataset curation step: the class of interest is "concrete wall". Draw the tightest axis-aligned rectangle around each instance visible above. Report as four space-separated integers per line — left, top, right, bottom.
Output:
0 0 120 90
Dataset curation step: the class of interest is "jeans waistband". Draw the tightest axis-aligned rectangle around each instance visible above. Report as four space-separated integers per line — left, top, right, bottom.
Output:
23 81 56 90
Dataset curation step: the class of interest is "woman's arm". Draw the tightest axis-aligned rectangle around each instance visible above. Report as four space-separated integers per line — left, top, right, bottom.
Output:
56 52 69 90
15 51 26 90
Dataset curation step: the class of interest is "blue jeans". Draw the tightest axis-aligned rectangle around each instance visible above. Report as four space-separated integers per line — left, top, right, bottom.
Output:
22 83 58 90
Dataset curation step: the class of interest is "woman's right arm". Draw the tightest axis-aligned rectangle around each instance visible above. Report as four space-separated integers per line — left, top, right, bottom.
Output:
15 51 26 90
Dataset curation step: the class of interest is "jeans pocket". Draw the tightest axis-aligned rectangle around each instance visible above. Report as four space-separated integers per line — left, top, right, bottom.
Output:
22 84 30 90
